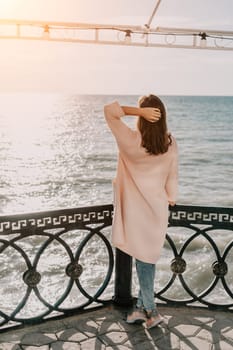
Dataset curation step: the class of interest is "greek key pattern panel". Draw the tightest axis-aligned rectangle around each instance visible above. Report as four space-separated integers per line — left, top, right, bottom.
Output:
0 205 114 234
0 204 232 234
169 206 233 226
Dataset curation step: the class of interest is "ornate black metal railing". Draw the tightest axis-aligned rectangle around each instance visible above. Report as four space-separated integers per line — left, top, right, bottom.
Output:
0 205 114 332
0 204 232 332
159 205 233 309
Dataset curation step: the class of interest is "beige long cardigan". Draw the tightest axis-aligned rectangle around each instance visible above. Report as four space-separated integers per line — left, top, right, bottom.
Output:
104 101 178 263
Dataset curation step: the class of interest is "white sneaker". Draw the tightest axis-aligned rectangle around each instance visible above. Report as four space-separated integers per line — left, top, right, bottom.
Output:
146 313 164 329
126 308 147 324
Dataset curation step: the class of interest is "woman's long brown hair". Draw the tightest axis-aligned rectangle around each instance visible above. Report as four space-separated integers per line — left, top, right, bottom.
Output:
137 94 171 155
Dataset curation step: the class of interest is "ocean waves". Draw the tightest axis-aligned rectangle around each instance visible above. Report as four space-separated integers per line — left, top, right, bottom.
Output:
0 93 232 213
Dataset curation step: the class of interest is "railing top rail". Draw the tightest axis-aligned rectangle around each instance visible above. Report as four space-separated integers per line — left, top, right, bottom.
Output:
0 204 232 235
169 204 233 227
0 204 114 234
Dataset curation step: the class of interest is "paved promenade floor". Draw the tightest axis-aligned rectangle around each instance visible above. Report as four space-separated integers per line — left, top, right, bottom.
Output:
0 304 232 350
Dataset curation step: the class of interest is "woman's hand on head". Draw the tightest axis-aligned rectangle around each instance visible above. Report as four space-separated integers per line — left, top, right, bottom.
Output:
140 107 161 123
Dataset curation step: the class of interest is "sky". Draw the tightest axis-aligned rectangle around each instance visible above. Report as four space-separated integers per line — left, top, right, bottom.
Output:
0 0 233 95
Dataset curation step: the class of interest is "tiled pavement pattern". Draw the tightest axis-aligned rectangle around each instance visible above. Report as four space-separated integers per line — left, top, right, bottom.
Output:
0 305 232 349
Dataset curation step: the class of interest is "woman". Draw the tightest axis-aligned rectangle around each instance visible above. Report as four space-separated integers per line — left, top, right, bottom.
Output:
104 94 178 329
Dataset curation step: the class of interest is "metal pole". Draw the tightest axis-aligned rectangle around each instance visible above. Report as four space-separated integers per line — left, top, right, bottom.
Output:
145 0 162 29
113 248 133 306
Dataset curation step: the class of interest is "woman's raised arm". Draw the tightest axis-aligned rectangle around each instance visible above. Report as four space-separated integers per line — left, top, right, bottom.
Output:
121 106 161 123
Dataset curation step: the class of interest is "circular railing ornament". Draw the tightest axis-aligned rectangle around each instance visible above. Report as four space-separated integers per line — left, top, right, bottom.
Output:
23 269 41 287
212 261 228 277
165 33 176 45
66 261 83 280
171 256 186 274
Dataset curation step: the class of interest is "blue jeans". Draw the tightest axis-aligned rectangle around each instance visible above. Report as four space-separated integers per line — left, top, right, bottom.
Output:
136 259 158 314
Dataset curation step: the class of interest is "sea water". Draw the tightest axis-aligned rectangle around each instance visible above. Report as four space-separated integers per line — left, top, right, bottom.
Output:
0 93 232 314
0 94 232 212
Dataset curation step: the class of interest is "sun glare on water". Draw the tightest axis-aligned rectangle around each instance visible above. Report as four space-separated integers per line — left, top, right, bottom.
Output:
0 93 60 158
